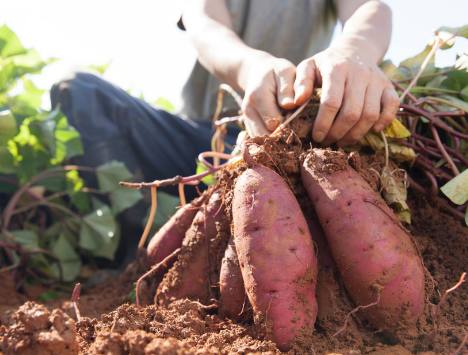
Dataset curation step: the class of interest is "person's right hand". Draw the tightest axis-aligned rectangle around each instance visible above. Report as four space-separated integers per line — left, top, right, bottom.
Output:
239 52 298 137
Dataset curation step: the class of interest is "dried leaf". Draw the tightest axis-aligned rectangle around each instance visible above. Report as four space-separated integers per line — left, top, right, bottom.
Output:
383 119 411 139
381 166 411 224
363 132 416 163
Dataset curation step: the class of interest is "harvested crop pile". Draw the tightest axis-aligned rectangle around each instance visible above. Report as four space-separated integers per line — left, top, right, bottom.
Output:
2 97 468 354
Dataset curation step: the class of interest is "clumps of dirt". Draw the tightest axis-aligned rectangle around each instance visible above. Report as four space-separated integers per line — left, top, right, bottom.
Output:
303 148 349 175
0 301 79 354
0 273 26 325
83 299 278 354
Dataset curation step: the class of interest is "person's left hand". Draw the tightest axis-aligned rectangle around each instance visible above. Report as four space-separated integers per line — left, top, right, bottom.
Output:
293 46 399 146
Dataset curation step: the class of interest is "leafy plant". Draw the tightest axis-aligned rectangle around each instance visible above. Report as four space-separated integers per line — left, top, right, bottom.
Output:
378 24 468 224
0 25 143 282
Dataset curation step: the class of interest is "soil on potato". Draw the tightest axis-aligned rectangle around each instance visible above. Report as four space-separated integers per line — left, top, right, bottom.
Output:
1 103 467 354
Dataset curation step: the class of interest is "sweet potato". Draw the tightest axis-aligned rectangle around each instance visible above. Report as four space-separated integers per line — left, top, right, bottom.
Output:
146 198 202 267
301 149 425 329
156 191 229 304
232 165 318 351
219 237 248 321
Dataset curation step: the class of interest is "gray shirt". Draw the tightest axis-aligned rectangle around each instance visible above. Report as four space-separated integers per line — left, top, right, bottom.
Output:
179 0 337 121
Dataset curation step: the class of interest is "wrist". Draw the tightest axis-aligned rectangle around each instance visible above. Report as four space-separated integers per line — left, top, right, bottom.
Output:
332 35 382 65
236 50 275 91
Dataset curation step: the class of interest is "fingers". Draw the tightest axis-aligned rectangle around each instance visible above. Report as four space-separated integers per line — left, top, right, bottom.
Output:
274 61 296 110
312 65 346 142
294 58 316 105
323 73 368 145
374 86 399 132
242 105 269 137
338 81 382 145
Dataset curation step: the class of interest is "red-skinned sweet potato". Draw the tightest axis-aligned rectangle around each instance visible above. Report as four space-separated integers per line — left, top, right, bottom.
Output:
232 165 318 351
301 149 425 329
146 198 202 267
156 191 229 304
219 237 248 321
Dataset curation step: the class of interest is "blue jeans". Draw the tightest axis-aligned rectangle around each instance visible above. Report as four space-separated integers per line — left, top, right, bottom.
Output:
51 72 239 199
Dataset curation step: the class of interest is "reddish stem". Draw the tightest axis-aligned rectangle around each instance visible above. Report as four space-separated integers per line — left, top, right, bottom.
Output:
401 104 468 140
408 177 465 220
430 125 460 175
71 283 82 322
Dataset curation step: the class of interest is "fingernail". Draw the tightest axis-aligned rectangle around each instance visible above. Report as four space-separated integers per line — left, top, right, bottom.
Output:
314 131 325 142
374 124 384 132
265 117 280 131
294 87 305 103
281 97 294 108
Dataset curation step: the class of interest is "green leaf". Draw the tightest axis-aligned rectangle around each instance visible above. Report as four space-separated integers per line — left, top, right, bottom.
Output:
52 114 83 163
399 45 436 83
0 146 15 173
127 288 136 303
440 70 468 92
436 25 468 39
38 290 60 302
152 191 179 228
380 60 409 81
9 230 39 251
0 25 26 57
96 161 132 192
87 61 111 75
79 205 119 259
109 188 142 214
196 160 216 186
0 110 17 144
51 233 81 281
440 169 468 205
154 97 176 113
461 86 468 101
9 79 44 117
70 191 92 214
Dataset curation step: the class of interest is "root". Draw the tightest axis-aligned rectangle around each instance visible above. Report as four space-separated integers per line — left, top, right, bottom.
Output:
272 98 311 135
138 186 157 249
453 332 468 355
333 291 381 337
135 248 181 307
71 283 82 322
433 272 466 325
178 184 186 206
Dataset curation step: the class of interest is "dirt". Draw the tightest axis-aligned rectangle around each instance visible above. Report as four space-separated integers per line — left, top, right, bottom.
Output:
1 192 465 354
1 103 467 354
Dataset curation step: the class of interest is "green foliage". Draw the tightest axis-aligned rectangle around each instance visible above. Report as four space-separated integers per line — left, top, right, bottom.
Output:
154 97 176 113
441 169 468 205
195 160 216 186
379 25 468 225
0 26 142 283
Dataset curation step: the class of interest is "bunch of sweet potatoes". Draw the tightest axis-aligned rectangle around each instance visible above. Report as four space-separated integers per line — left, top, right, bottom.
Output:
143 147 425 351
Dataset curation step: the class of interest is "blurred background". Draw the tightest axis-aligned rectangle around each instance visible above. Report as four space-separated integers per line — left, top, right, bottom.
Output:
1 0 467 109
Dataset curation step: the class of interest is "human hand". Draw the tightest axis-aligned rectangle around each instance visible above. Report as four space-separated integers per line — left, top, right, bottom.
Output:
239 52 298 137
294 46 399 146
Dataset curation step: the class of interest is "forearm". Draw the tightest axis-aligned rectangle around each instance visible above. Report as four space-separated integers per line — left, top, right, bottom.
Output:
182 1 266 92
334 0 392 64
